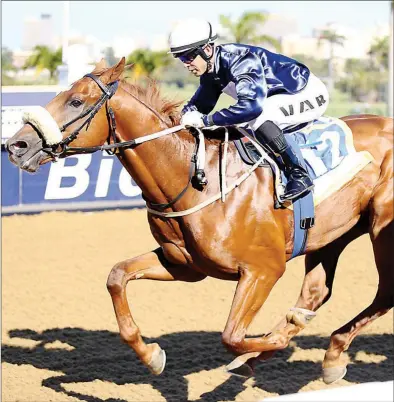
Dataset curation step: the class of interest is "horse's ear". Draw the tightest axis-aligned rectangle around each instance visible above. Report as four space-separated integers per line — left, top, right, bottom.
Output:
91 58 108 74
100 57 126 84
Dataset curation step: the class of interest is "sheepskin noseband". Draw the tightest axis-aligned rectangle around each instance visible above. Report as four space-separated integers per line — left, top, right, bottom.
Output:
22 106 63 145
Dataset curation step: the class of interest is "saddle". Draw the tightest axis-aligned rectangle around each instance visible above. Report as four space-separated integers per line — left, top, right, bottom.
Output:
233 122 309 168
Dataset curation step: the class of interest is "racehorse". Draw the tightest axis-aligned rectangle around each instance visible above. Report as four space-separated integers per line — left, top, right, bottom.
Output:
5 57 393 384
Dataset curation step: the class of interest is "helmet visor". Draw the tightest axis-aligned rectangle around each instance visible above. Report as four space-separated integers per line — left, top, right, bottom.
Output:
175 47 202 63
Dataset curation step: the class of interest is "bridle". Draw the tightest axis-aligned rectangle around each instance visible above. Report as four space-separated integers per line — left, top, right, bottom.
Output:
42 73 120 158
40 73 208 211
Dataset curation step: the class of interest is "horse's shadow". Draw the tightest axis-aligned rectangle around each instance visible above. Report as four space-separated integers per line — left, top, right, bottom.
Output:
2 328 393 402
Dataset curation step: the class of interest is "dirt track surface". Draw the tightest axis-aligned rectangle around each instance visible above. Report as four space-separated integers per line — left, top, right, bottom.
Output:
2 209 393 402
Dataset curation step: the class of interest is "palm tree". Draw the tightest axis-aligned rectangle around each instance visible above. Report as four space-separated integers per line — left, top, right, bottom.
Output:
368 36 389 72
23 45 63 80
126 49 172 80
317 29 346 92
219 11 281 51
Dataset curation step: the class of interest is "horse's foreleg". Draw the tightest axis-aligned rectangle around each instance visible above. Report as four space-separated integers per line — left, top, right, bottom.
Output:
221 261 285 376
106 247 205 375
241 250 341 369
223 260 323 377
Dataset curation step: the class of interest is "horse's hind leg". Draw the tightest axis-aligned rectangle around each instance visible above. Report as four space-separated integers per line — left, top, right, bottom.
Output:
323 179 394 384
106 247 205 375
249 222 366 365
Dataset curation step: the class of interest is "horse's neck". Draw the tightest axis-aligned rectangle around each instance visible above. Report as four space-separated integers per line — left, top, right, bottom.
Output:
115 94 194 207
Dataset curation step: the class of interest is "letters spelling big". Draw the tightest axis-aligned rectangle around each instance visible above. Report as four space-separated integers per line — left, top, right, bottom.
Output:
45 153 142 200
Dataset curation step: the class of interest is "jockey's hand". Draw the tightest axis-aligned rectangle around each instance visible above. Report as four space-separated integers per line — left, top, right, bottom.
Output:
181 110 205 128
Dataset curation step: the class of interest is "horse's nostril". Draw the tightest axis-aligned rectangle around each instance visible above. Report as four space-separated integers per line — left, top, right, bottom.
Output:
13 141 29 149
7 140 29 155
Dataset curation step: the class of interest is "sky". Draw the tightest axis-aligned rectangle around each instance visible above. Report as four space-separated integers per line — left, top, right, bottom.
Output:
1 1 391 50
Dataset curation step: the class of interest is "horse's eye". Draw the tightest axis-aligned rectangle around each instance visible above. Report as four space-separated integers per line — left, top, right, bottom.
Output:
70 99 83 108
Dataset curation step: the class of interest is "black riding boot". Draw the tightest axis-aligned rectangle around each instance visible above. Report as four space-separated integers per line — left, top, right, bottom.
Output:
255 121 314 201
279 146 314 200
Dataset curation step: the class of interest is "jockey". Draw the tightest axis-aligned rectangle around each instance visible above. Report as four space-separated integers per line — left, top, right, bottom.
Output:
168 18 330 201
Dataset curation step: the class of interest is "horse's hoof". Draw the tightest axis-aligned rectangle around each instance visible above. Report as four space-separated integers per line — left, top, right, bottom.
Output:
226 355 256 378
323 366 347 384
226 361 254 378
147 345 166 375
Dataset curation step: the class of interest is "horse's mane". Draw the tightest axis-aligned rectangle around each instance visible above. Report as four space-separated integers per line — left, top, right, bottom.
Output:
89 62 183 126
120 78 183 126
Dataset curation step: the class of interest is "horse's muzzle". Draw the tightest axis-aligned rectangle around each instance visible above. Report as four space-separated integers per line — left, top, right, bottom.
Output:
6 131 46 172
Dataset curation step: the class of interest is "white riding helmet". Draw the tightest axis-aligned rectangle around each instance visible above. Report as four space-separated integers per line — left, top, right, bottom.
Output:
168 18 218 54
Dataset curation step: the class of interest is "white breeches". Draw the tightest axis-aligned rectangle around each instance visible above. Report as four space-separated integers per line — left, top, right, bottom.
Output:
248 73 330 131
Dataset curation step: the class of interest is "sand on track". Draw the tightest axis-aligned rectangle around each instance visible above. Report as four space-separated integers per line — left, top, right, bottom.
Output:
2 209 393 402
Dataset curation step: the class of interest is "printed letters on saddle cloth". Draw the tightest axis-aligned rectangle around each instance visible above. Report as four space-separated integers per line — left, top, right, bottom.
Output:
287 116 355 180
284 116 374 207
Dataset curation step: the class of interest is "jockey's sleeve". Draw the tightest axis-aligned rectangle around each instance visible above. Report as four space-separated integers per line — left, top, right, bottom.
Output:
181 81 222 115
202 52 267 127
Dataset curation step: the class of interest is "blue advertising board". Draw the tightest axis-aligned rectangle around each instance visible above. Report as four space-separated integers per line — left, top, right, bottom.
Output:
1 86 145 214
2 151 144 214
2 91 58 107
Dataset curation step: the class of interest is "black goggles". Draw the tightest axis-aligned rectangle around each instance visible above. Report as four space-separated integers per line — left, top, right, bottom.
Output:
176 47 202 63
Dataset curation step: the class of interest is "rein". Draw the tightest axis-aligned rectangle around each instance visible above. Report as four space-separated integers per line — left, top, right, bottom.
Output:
35 73 276 217
39 73 207 211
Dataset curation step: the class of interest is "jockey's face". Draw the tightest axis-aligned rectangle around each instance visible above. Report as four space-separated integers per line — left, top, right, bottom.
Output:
176 45 214 77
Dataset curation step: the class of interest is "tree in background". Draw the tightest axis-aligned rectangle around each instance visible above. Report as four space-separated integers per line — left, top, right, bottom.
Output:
368 35 389 102
23 46 62 80
159 60 197 88
1 47 15 84
337 58 373 101
126 49 172 81
317 29 346 92
335 35 389 103
219 11 281 51
368 36 389 72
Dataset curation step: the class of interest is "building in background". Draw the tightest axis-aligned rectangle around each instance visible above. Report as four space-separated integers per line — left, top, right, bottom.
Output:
282 21 390 80
216 12 298 53
55 32 106 83
259 12 299 42
283 23 374 61
257 13 298 52
66 33 104 62
112 34 148 58
10 50 33 70
22 14 55 50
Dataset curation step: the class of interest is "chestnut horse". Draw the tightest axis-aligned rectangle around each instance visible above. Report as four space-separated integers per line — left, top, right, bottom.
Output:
6 58 393 384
